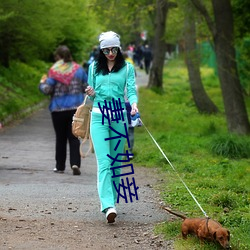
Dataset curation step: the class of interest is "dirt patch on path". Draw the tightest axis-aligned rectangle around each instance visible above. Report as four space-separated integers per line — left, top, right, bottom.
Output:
0 216 173 250
0 166 173 250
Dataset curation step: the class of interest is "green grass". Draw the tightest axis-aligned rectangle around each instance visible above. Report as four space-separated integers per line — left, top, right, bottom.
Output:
133 58 250 250
0 60 50 123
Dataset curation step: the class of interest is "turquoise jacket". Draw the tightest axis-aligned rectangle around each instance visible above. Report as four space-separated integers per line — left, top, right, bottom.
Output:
87 62 138 109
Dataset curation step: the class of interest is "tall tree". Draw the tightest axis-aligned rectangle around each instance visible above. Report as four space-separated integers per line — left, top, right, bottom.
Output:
191 0 250 134
184 1 218 114
148 0 176 89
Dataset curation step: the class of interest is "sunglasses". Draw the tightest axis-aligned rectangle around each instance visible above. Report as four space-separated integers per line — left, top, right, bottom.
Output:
102 47 119 55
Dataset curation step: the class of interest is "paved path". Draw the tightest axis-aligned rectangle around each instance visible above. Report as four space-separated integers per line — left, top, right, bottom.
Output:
135 68 149 88
0 71 173 249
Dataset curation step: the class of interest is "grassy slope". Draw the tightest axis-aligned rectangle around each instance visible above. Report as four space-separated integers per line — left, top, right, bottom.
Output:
132 59 250 250
0 60 50 123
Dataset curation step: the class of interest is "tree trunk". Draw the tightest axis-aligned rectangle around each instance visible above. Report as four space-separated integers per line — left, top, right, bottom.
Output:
184 4 218 114
191 0 250 134
212 0 250 134
147 0 169 89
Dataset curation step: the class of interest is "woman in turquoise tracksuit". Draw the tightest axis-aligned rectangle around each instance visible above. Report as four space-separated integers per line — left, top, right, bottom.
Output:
86 31 138 223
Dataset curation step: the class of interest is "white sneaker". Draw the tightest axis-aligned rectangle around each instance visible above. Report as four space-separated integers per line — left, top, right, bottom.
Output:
105 207 117 223
128 150 134 159
53 168 64 173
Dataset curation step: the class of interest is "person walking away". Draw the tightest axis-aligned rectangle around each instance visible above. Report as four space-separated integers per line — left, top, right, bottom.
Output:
143 44 152 74
134 44 144 69
39 45 88 175
85 31 138 223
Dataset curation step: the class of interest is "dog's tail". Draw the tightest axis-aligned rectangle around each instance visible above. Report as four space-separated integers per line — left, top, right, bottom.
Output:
162 206 187 220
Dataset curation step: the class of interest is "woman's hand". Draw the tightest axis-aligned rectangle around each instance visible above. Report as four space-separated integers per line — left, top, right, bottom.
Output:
131 103 138 116
85 86 96 97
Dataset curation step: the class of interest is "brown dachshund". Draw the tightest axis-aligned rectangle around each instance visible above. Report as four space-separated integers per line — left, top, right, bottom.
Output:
162 207 231 249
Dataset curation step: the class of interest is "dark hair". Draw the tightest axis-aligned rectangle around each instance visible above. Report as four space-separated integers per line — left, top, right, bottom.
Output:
95 48 126 75
54 45 73 63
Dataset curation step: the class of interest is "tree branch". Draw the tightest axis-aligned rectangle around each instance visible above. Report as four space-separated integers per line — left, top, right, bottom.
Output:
190 0 216 37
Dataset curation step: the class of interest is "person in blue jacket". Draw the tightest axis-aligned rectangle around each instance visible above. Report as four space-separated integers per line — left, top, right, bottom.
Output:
86 31 138 223
39 45 88 175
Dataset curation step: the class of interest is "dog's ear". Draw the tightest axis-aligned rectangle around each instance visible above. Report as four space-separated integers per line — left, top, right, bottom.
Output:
213 231 217 240
227 230 230 240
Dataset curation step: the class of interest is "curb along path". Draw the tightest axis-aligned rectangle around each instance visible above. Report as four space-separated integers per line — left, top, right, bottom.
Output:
0 69 173 249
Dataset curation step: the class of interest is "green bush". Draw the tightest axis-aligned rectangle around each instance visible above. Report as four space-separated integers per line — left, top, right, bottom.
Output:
210 135 250 159
210 191 237 209
0 60 49 122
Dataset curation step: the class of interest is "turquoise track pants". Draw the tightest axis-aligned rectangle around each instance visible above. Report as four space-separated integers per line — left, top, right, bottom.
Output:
90 111 128 212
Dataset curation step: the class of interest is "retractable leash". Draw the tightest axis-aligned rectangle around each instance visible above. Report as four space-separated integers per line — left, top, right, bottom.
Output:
139 118 209 218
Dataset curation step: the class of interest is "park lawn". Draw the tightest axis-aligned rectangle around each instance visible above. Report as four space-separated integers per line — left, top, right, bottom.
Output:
132 58 250 250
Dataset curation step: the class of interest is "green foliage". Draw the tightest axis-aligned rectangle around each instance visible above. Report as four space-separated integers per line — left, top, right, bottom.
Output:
92 0 155 45
165 3 184 44
210 134 250 159
0 60 49 122
154 221 181 240
165 0 213 45
236 37 250 95
210 191 238 209
232 0 250 39
134 58 250 249
0 0 100 66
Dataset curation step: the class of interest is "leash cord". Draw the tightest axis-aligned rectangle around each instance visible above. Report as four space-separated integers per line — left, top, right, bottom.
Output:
139 118 209 218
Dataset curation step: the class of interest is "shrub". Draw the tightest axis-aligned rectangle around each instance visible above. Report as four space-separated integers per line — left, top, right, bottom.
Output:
210 135 250 158
210 191 237 209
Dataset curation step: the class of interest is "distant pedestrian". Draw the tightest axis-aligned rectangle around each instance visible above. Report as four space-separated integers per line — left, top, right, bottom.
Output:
134 45 144 69
87 46 99 70
39 45 88 175
143 44 152 74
